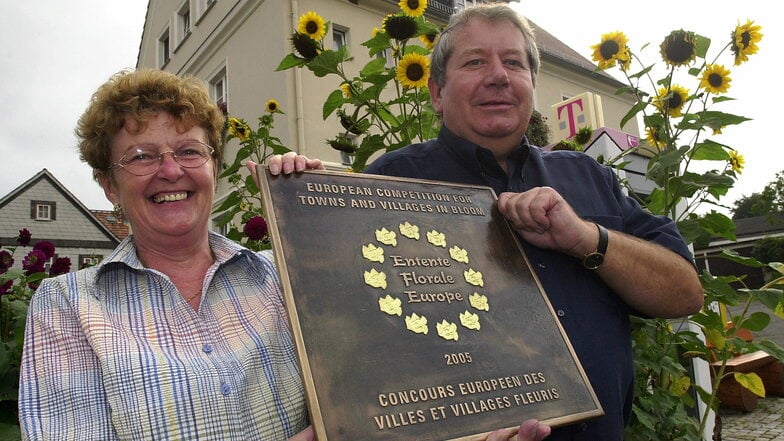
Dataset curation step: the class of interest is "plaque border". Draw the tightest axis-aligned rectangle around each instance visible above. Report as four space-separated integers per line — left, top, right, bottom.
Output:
257 166 603 440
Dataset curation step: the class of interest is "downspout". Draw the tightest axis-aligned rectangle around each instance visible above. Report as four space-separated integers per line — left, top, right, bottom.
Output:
289 0 306 153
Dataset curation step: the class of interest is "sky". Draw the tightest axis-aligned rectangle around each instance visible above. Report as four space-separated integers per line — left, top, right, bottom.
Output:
1 1 780 214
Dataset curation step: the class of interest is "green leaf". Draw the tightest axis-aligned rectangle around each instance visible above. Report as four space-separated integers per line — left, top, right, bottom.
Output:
306 49 345 77
718 249 766 268
360 57 388 76
734 372 765 397
214 191 242 213
690 140 729 161
276 53 307 71
362 32 391 57
737 311 771 332
693 34 711 59
322 89 346 120
620 100 647 129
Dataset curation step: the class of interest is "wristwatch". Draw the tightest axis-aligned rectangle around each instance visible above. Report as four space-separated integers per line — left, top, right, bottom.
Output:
582 223 608 270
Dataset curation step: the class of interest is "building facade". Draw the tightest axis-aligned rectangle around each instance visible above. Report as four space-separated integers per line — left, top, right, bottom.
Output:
136 0 642 229
0 169 127 270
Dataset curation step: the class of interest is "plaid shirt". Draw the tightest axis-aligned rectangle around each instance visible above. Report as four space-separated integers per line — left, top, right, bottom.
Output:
19 232 308 440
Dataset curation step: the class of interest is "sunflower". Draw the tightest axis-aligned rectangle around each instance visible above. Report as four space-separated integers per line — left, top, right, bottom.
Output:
227 117 251 142
591 31 629 70
291 32 320 60
371 27 382 38
265 99 280 113
731 20 763 66
645 125 667 149
419 32 437 50
327 135 357 153
399 0 427 18
699 64 732 94
384 14 418 40
337 109 366 135
396 53 430 88
654 85 690 117
297 11 326 41
340 83 352 98
659 30 697 67
728 150 745 174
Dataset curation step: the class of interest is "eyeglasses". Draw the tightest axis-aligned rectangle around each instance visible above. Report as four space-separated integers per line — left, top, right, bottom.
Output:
110 141 215 176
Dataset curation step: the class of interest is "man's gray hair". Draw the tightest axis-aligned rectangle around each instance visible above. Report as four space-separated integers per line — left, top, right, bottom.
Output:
430 3 540 87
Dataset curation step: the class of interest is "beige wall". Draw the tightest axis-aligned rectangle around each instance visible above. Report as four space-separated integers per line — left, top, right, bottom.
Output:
138 0 640 227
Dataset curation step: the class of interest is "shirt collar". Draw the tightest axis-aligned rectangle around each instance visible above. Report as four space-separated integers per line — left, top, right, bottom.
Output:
95 231 254 276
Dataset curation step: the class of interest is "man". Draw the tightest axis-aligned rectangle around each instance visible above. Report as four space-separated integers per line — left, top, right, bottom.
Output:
364 4 704 440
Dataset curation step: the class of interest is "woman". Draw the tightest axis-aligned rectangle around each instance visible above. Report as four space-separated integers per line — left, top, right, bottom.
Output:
17 69 319 440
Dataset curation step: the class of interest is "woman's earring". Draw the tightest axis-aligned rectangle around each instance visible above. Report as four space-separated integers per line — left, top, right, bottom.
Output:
113 203 124 221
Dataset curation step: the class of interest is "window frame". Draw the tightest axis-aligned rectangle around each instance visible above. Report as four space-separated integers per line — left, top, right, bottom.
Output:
30 200 56 221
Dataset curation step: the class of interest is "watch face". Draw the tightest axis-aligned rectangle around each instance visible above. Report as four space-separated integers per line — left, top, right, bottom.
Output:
584 253 604 270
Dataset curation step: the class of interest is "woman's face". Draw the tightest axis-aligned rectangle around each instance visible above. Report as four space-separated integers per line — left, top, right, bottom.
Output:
99 112 217 246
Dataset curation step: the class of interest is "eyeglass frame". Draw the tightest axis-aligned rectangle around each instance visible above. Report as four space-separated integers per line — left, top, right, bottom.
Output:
109 141 216 176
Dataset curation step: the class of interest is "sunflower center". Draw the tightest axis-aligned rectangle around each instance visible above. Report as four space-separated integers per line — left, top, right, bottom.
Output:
708 73 723 88
407 0 420 9
600 41 620 59
406 63 425 82
739 31 751 49
306 21 318 34
664 39 693 64
667 93 683 109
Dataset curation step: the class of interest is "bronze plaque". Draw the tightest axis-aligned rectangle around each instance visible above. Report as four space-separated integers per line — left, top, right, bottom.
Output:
257 167 603 441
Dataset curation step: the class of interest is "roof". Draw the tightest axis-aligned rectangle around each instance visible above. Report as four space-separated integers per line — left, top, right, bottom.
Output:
92 210 131 241
733 215 784 238
0 168 123 243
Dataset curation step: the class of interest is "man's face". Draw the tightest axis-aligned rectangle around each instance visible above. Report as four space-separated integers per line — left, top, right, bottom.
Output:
429 18 535 155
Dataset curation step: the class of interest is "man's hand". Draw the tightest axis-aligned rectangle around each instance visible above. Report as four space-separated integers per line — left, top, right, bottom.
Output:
497 187 596 259
486 420 551 441
286 426 314 441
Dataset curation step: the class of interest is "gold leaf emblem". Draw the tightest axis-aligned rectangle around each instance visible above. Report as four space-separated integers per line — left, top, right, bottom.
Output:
469 292 489 311
362 243 384 263
460 310 481 330
375 227 397 246
364 268 388 289
405 313 429 334
464 268 484 287
449 246 468 263
426 229 446 247
437 320 459 341
379 295 402 316
399 221 420 240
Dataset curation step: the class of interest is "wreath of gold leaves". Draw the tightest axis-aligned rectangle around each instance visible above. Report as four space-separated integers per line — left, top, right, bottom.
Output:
361 221 490 341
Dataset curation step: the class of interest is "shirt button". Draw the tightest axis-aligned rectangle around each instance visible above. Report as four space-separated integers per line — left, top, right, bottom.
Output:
202 344 213 354
220 382 231 395
557 309 565 317
579 422 589 432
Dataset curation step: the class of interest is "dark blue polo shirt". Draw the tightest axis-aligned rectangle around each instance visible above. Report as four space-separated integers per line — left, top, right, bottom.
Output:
365 125 694 441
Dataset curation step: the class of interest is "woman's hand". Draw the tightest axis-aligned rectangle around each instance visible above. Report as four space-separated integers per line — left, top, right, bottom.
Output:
246 152 325 176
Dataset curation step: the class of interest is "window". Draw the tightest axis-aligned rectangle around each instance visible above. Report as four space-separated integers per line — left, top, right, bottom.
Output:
340 135 357 166
159 27 171 66
376 48 395 68
79 255 103 269
332 27 348 51
209 66 227 110
196 0 216 22
177 2 191 43
30 200 56 221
